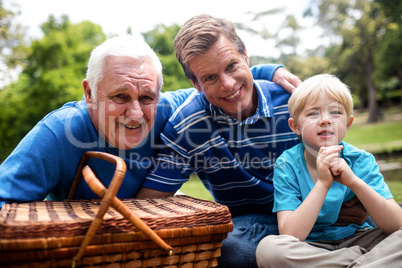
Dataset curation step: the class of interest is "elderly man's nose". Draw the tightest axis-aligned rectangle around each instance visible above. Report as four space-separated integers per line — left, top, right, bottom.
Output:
126 100 143 118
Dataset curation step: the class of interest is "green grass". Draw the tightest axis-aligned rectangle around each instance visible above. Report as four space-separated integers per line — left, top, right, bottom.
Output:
180 107 402 204
179 174 213 201
386 181 402 204
344 111 402 154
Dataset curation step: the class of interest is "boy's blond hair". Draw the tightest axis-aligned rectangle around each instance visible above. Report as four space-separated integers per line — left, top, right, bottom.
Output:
288 74 354 123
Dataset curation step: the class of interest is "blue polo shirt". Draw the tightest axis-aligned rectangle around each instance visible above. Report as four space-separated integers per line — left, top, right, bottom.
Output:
143 80 299 215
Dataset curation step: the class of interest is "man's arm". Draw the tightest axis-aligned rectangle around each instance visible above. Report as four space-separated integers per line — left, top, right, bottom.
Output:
0 124 60 208
135 187 175 198
336 196 369 226
251 64 301 93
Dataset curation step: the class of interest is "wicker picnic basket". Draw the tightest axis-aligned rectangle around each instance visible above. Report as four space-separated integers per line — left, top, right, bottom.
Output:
0 152 233 267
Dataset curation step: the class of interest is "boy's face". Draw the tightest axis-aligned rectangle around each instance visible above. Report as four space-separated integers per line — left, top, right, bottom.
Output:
289 92 354 151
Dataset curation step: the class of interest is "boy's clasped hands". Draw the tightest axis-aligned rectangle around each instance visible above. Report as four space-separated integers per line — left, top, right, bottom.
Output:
317 145 357 188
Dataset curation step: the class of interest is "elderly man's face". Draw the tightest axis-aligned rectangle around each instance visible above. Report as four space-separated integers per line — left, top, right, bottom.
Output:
188 36 257 121
84 56 159 150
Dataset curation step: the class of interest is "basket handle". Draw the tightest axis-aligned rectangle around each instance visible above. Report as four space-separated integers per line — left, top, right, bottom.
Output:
70 152 172 267
71 152 126 265
68 151 123 200
82 165 173 252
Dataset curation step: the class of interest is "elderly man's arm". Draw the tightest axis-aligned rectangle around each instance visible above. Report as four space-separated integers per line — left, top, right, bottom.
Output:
0 124 61 208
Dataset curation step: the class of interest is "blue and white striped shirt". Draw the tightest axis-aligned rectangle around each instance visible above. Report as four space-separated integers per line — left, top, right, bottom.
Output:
144 80 299 215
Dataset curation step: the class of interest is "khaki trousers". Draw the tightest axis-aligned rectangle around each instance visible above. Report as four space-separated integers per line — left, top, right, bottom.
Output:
256 227 402 267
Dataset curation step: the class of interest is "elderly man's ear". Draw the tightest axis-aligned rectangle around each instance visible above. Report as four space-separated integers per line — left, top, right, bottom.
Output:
83 79 93 105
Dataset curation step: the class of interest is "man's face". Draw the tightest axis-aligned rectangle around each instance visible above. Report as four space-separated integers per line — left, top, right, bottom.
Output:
188 36 257 121
84 56 159 150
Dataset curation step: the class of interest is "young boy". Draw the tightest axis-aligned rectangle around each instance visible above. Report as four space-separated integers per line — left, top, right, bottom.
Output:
256 74 402 267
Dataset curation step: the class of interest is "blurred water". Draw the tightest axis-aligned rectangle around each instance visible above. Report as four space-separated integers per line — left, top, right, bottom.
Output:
376 154 402 181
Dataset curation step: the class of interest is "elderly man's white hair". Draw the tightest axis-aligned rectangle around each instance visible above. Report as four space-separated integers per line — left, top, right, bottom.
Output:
86 35 163 102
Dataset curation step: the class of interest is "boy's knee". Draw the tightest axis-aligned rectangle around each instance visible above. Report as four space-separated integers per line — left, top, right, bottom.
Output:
256 235 293 268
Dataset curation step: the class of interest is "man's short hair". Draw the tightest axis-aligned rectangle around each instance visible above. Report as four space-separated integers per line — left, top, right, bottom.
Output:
174 14 246 83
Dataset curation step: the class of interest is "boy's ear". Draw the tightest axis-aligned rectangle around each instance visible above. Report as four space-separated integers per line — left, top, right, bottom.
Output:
346 115 354 130
288 118 301 135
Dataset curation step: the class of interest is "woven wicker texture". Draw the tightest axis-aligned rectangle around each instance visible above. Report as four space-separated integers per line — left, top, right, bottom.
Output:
0 196 232 239
1 152 232 267
0 196 233 267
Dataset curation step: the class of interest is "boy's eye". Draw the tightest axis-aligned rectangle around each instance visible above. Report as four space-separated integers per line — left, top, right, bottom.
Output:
308 112 319 116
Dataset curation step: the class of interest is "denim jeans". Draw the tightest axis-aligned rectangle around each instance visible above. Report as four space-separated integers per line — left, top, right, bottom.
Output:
217 213 279 268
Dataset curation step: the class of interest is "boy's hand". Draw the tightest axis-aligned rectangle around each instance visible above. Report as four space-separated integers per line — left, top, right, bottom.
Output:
330 159 356 187
329 145 357 187
316 146 342 187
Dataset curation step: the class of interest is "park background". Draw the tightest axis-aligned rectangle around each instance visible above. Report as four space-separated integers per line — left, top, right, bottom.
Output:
1 0 401 203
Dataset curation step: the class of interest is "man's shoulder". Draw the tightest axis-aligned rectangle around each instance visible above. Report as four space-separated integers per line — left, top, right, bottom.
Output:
255 79 288 93
41 101 88 123
168 91 208 123
38 101 92 138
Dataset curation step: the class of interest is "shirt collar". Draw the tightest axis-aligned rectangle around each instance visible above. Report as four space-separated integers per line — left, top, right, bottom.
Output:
205 80 272 125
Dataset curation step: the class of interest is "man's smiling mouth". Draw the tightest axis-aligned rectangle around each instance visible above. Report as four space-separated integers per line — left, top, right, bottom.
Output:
225 88 240 100
120 123 140 129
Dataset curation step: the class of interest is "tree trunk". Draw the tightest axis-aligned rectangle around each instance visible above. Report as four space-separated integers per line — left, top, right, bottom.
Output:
366 51 380 123
398 69 402 107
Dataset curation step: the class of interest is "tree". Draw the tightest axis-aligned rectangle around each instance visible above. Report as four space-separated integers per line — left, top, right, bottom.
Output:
307 0 387 122
235 7 330 80
0 0 28 87
374 0 402 106
142 24 192 91
0 15 106 160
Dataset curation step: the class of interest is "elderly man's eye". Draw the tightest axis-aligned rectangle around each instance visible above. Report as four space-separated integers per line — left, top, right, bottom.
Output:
140 95 155 104
112 94 130 103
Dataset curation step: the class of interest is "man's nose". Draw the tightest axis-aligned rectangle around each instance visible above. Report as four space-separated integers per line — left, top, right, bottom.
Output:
220 74 236 91
125 100 143 118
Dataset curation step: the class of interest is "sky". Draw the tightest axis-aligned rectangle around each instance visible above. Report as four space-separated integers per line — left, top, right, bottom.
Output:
7 0 323 58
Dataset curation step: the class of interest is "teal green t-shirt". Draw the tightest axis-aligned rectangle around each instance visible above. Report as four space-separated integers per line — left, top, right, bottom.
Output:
273 142 393 242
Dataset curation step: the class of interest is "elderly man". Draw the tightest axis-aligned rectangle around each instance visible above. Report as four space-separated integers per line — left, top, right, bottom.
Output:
0 34 297 208
136 15 369 267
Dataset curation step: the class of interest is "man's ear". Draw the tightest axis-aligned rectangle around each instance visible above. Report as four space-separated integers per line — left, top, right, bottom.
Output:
243 49 250 66
83 79 93 103
346 115 354 130
191 80 202 92
288 118 301 135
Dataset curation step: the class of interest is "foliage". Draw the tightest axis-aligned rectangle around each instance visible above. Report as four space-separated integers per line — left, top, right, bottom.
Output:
142 24 192 91
306 0 388 122
0 15 106 160
0 0 28 85
374 0 402 104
